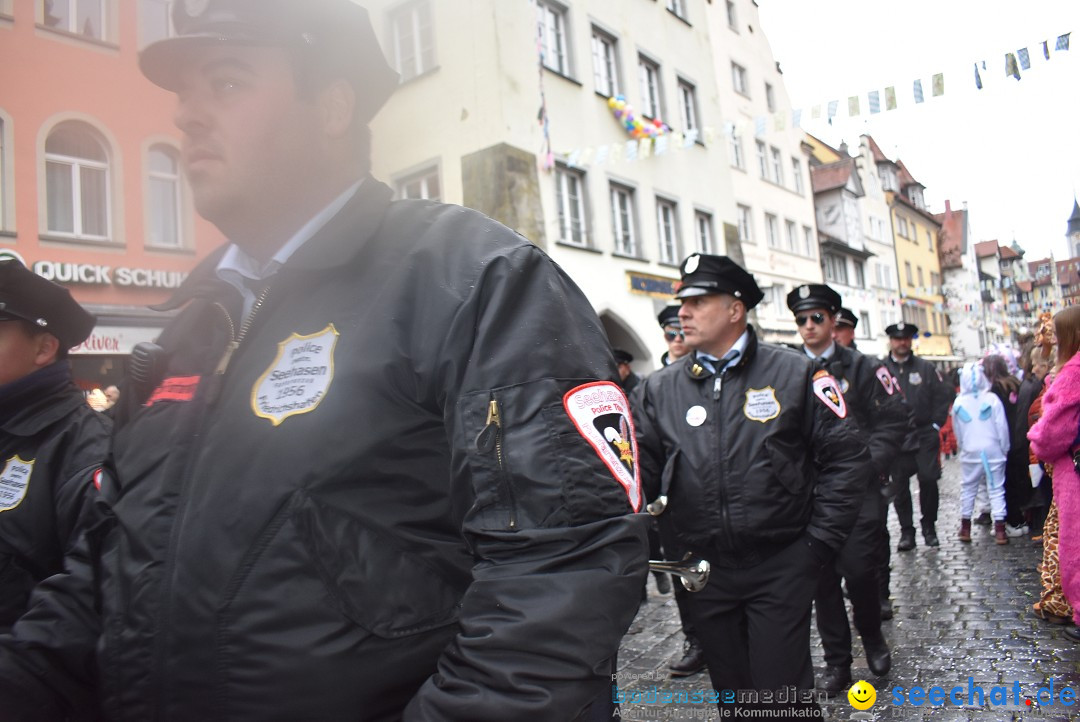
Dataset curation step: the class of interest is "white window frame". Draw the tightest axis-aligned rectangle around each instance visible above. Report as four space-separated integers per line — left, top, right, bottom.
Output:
737 204 752 243
44 122 111 241
897 216 908 238
146 144 182 249
764 212 780 249
765 83 776 112
859 312 872 339
823 254 849 285
665 0 687 20
726 0 738 30
591 27 619 97
390 0 436 82
396 165 441 201
729 131 744 170
42 0 107 40
791 157 804 195
785 219 797 254
853 259 865 288
611 183 638 257
695 211 715 254
803 225 816 258
555 164 588 246
731 62 749 96
677 79 699 134
905 261 913 286
638 55 662 119
656 197 680 265
769 146 783 185
755 140 767 178
537 0 570 76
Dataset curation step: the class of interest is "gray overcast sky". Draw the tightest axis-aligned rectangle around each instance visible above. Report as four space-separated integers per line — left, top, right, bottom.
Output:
755 0 1080 262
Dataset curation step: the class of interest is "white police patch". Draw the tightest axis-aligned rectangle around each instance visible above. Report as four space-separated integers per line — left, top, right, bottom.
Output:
798 285 810 298
744 387 780 423
563 382 641 512
252 325 338 427
0 455 33 512
684 255 700 273
909 372 923 386
686 405 707 427
875 366 896 395
812 370 847 418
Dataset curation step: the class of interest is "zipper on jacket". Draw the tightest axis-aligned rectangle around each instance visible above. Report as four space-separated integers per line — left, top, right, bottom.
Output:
152 286 270 716
206 287 271 405
713 370 737 552
475 396 517 529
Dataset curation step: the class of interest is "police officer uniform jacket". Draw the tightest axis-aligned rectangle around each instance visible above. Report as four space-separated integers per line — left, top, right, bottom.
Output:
0 362 110 631
0 179 648 721
817 344 909 479
882 353 952 430
633 326 870 568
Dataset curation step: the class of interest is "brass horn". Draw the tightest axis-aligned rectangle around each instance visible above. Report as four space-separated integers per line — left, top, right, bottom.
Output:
648 554 711 593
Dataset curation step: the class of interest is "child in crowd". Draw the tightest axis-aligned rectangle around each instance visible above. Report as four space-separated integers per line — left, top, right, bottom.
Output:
952 362 1011 544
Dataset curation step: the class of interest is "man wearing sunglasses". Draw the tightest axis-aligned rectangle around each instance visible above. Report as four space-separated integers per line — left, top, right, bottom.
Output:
658 304 689 367
633 255 869 714
787 285 909 695
882 323 954 552
833 308 860 350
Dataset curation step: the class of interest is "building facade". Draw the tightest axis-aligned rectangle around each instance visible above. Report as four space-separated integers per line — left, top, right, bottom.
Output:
0 0 221 389
705 0 819 346
367 0 738 370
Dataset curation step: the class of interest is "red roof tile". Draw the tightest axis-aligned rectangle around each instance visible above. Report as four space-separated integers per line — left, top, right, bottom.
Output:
975 240 999 258
811 161 852 194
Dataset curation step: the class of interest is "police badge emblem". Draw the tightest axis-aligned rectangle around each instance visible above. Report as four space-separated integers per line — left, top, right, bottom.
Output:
812 370 847 418
909 372 923 385
252 325 338 426
0 455 34 512
563 382 641 511
684 254 700 274
875 366 896 395
744 387 780 423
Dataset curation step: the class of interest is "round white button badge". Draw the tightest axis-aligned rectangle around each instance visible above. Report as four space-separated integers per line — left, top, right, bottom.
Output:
685 405 707 427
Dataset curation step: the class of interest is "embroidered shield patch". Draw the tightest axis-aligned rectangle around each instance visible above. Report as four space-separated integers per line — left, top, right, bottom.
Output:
909 372 923 385
812 371 848 418
744 387 780 423
0 455 34 512
875 366 896 395
252 325 338 427
563 382 641 512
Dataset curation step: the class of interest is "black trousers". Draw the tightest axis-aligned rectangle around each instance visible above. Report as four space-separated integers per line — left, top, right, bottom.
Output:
816 489 886 668
893 425 941 529
657 516 698 641
1004 453 1033 526
686 536 823 713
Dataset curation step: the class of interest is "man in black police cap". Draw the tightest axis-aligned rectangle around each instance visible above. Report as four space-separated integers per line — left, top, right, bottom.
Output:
633 255 869 714
882 323 954 552
0 2 648 720
613 348 641 393
834 307 859 350
0 261 110 632
786 284 908 694
657 303 689 367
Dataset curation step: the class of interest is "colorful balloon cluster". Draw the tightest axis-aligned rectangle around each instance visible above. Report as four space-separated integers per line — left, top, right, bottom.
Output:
607 95 671 139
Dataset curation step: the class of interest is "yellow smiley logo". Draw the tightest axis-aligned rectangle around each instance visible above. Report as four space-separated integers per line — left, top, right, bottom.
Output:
847 679 876 710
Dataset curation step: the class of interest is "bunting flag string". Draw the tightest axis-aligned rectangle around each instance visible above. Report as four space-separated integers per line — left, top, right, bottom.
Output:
542 27 1071 172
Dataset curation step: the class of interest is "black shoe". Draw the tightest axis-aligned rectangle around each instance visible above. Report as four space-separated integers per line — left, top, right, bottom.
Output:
668 638 706 677
819 665 852 695
897 528 916 552
880 597 894 621
922 523 940 548
654 573 672 595
974 512 992 526
1065 627 1080 643
863 636 892 676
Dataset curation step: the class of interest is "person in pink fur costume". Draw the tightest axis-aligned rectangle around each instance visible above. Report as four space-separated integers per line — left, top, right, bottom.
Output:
1028 306 1080 634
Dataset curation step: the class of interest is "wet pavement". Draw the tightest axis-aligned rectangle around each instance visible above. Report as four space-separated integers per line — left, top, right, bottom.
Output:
615 457 1080 720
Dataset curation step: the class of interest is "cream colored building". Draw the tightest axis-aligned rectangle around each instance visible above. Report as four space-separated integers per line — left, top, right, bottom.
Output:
703 0 821 346
365 0 737 372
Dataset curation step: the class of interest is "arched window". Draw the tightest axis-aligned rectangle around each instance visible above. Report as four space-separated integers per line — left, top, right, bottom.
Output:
147 144 181 248
45 121 111 240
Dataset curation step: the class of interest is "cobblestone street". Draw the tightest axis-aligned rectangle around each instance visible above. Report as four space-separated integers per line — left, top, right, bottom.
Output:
616 457 1080 720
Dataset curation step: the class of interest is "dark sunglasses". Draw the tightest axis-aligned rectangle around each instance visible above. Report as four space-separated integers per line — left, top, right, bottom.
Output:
795 312 828 327
664 329 685 341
